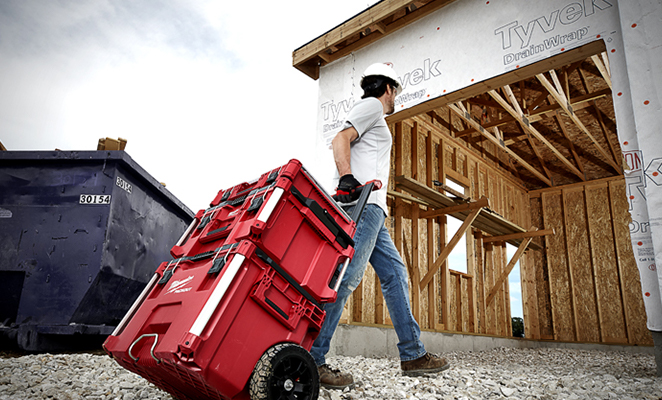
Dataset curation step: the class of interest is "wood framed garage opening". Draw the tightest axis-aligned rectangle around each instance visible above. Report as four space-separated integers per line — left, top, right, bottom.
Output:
294 0 652 347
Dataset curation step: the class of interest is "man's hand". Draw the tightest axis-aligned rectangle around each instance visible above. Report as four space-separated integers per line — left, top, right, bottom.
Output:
333 174 362 203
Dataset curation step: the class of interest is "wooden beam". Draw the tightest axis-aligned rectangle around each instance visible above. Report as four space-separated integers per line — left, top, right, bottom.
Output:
554 113 586 179
420 196 490 218
455 88 611 139
485 236 533 306
425 133 439 329
483 228 554 243
395 175 542 250
420 207 482 288
448 103 553 186
489 89 585 181
536 72 622 174
411 205 421 321
591 54 612 89
388 189 432 206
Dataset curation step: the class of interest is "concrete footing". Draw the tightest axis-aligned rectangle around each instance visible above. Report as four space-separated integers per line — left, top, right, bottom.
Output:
327 324 654 359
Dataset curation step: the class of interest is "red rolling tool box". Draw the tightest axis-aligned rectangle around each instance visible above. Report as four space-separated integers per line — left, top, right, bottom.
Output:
103 159 379 400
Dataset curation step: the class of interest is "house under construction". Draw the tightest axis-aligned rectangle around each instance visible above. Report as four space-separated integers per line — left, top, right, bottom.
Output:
293 0 662 353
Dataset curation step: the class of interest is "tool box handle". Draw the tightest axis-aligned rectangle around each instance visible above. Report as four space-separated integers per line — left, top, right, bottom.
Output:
349 180 382 222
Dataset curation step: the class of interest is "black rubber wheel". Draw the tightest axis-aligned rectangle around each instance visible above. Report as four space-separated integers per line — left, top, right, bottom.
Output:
249 343 319 400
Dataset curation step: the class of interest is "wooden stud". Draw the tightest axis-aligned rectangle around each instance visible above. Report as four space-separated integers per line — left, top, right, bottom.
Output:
426 133 439 330
411 205 421 322
562 189 580 341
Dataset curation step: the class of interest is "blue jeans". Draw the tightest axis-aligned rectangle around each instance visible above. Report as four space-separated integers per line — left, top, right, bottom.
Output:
310 204 426 365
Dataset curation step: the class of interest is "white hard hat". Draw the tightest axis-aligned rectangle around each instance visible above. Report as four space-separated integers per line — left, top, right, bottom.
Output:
362 63 402 96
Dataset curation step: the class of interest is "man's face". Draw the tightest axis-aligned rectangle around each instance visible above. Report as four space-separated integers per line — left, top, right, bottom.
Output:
385 85 396 115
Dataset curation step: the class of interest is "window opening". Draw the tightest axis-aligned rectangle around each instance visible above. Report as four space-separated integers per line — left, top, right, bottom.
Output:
443 179 467 274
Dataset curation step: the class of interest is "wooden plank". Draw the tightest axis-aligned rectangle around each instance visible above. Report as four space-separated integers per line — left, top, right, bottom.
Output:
542 191 575 341
482 228 554 244
563 188 601 342
420 197 489 218
473 231 487 334
448 103 553 186
456 274 463 331
561 189 579 342
608 180 653 345
420 208 481 288
485 236 532 306
607 181 631 343
426 133 439 330
529 196 554 338
411 205 421 322
585 185 628 343
395 175 542 250
536 72 622 174
484 243 497 335
591 54 612 89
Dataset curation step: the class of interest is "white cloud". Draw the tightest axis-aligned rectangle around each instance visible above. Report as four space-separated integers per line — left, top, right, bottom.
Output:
1 0 380 210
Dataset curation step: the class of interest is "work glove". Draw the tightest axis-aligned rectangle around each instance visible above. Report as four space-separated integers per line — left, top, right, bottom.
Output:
333 174 362 203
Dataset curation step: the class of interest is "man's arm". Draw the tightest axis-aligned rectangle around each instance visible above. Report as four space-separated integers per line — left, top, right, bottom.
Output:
332 126 359 176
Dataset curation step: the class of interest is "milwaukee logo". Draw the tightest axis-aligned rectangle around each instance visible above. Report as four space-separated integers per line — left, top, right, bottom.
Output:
166 275 194 295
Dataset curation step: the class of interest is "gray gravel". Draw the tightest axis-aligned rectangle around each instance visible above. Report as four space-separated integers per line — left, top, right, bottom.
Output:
1 347 659 399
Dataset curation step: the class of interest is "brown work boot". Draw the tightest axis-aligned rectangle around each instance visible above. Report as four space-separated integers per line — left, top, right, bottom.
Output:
318 364 355 390
401 353 450 376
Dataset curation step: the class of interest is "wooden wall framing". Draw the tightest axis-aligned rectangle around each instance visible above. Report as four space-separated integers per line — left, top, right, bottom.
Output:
528 179 651 345
338 111 651 346
327 44 651 346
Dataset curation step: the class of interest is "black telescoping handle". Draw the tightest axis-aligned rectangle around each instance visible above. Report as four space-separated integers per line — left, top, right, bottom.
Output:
350 180 381 222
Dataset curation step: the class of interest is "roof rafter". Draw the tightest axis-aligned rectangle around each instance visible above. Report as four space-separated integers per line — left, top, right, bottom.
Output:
489 88 585 181
536 71 622 174
448 102 552 186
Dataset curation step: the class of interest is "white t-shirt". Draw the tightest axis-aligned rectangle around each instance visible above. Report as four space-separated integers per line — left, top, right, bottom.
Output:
333 97 391 215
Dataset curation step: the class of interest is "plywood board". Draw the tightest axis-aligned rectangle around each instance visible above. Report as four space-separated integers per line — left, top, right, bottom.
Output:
563 188 600 342
609 181 652 345
585 185 627 343
542 192 575 342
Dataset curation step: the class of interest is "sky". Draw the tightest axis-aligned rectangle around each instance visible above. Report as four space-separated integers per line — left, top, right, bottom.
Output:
0 0 379 211
0 0 523 321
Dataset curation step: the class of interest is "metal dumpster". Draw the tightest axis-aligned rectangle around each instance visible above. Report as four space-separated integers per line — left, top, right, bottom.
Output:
0 150 194 351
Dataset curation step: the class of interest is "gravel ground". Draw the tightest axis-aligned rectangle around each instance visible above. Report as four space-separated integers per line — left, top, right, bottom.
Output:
0 347 659 400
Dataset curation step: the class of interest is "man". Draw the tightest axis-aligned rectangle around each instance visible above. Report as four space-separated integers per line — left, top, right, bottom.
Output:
312 63 450 390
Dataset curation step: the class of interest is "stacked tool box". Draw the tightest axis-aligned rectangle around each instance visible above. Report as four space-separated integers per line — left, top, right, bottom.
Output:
104 159 357 400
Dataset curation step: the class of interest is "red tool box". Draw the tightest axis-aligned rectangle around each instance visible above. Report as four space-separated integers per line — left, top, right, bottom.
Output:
103 159 379 400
